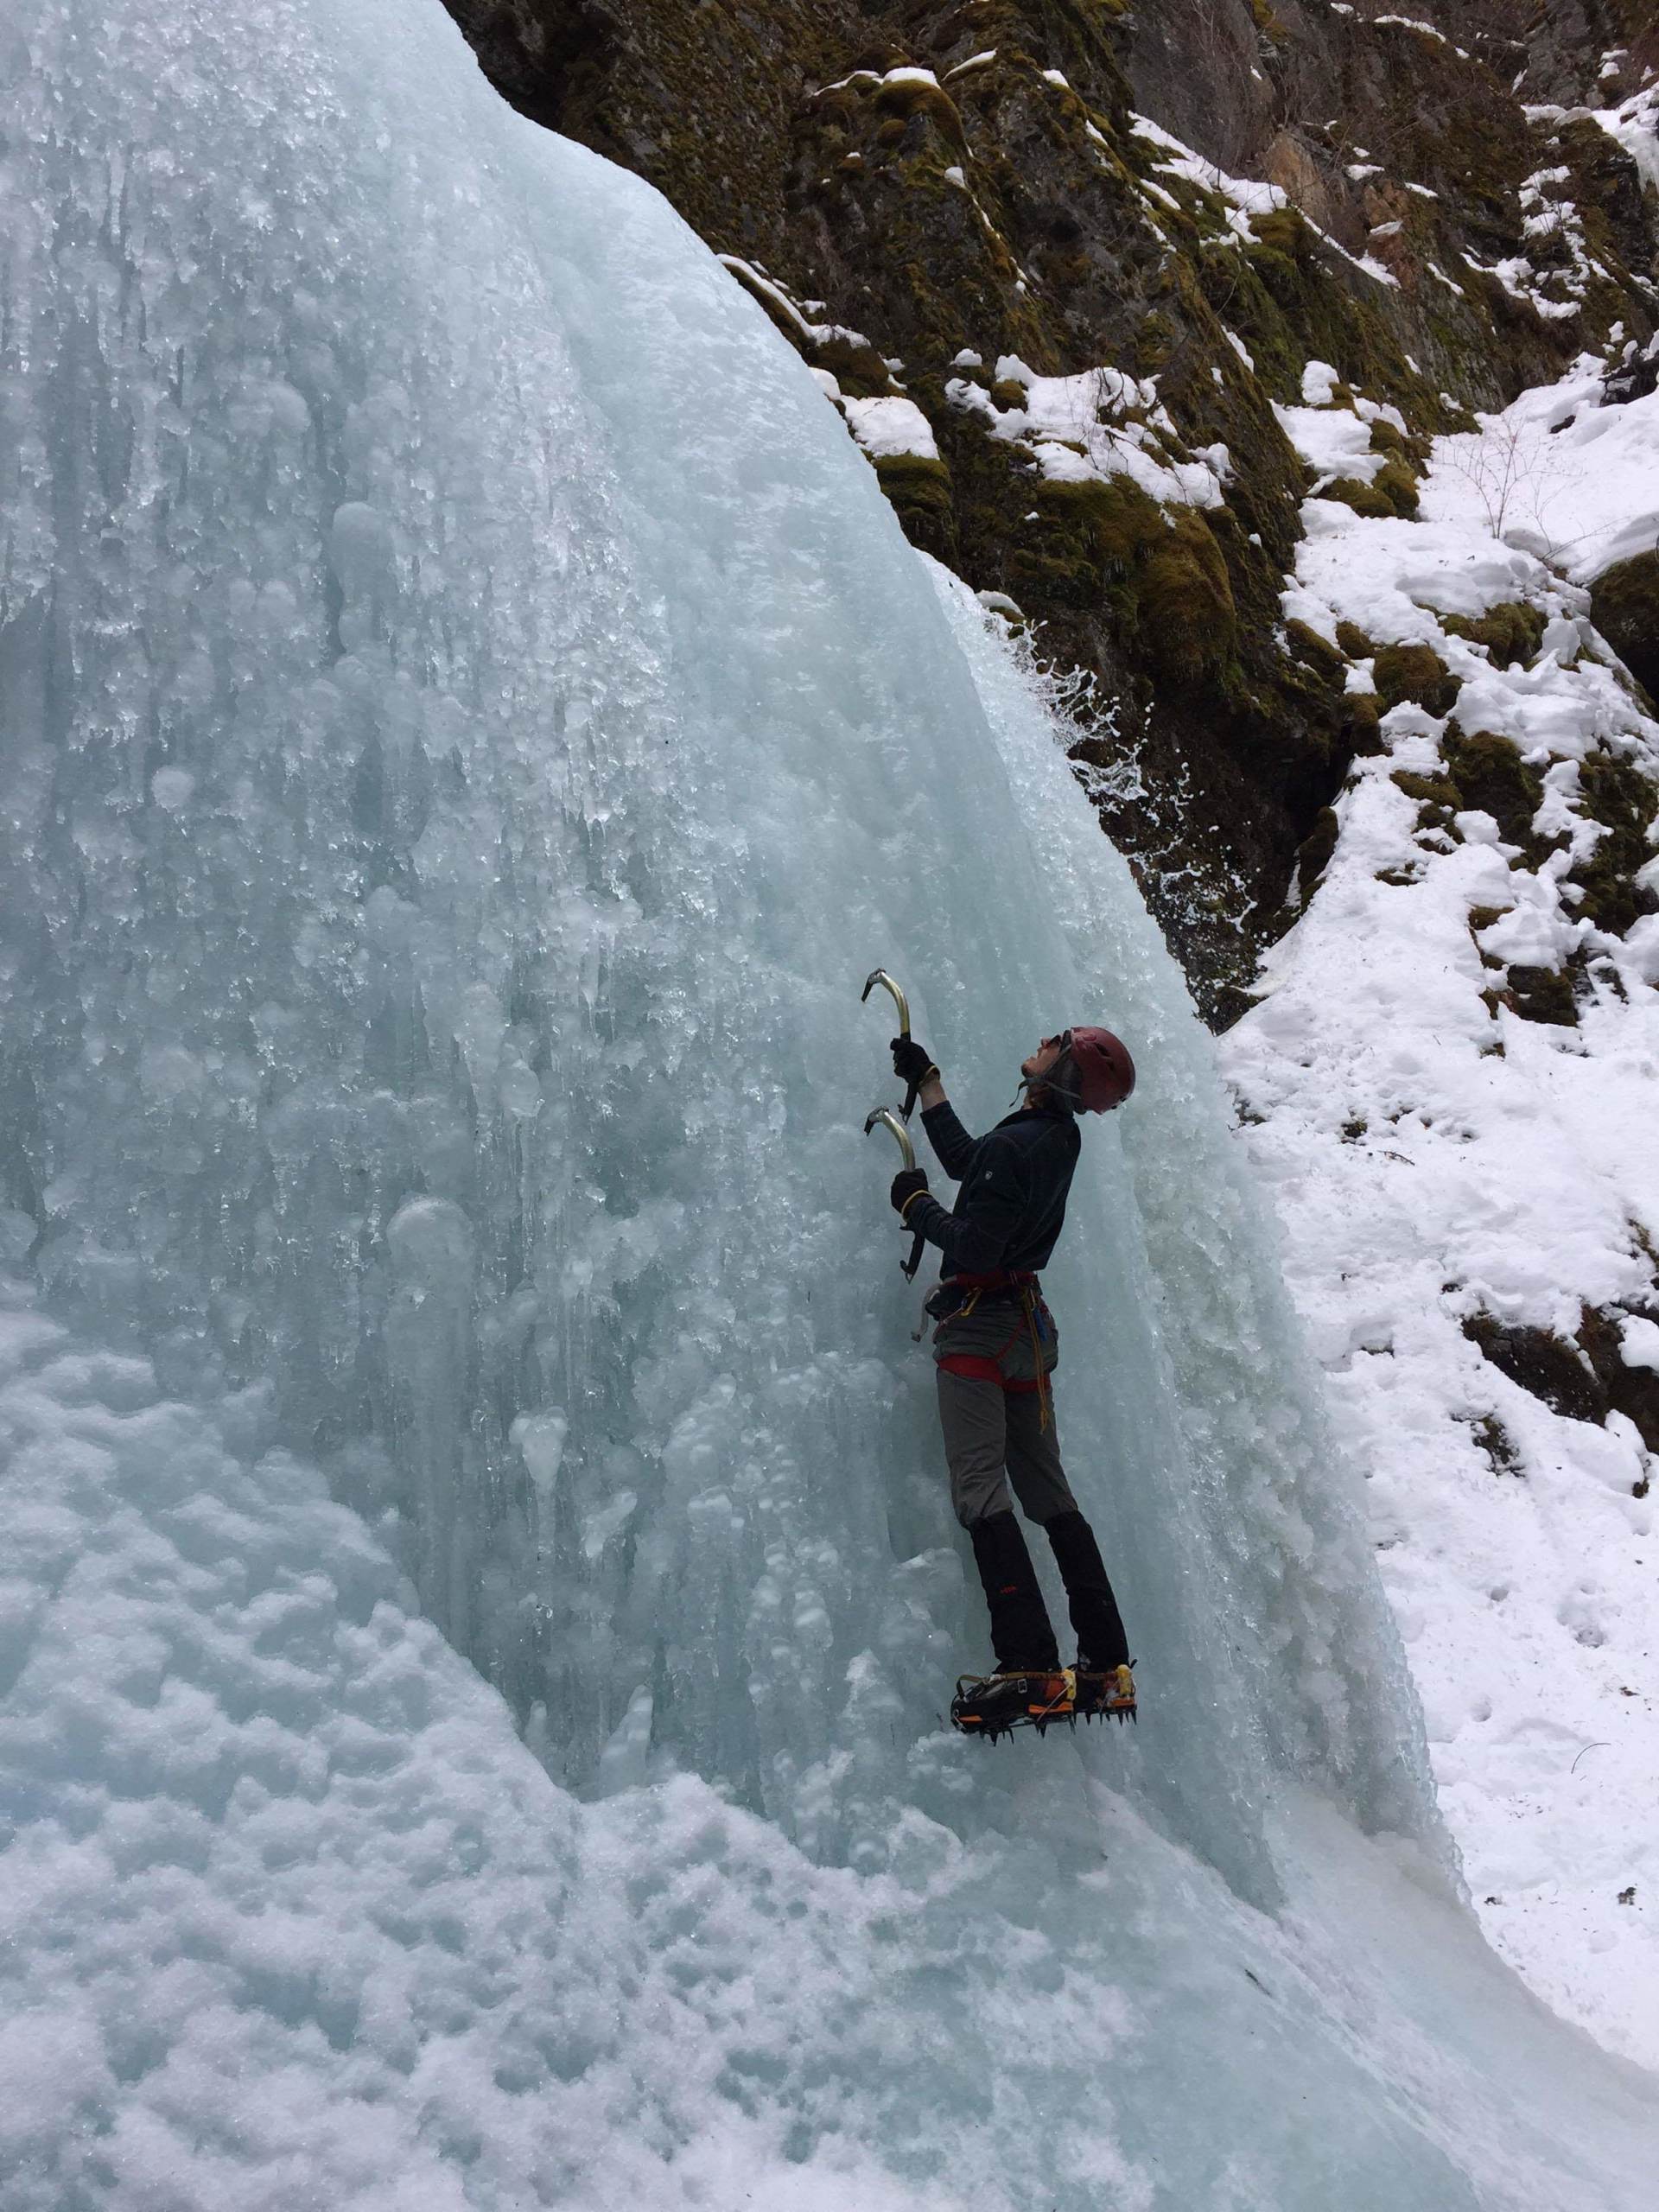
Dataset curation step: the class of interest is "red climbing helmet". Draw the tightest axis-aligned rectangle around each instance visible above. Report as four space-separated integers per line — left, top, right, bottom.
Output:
1060 1026 1135 1113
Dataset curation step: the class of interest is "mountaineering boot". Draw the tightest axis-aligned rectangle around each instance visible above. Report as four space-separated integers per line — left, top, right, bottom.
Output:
950 1664 1076 1738
969 1511 1062 1673
1045 1510 1129 1672
1075 1662 1136 1724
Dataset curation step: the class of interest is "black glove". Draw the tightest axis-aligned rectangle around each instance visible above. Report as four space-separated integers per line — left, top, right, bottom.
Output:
891 1036 938 1087
891 1167 930 1216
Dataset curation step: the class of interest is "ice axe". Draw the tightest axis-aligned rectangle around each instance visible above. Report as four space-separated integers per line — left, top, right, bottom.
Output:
864 1105 927 1282
861 967 918 1119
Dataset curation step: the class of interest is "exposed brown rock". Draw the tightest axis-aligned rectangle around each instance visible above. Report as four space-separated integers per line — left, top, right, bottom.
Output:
439 0 1658 1020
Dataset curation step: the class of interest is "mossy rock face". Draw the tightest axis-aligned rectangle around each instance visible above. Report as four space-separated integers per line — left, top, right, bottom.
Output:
1466 1302 1659 1449
1139 510 1237 688
1503 963 1579 1026
1440 727 1543 847
1572 749 1659 934
1015 475 1236 688
1440 601 1546 670
1013 474 1167 607
1320 475 1395 521
1344 691 1383 750
1389 767 1459 806
1285 618 1345 684
1294 804 1340 896
1335 620 1376 658
1463 1314 1599 1418
444 0 1659 1027
1373 642 1460 715
872 73 969 154
1589 548 1659 700
870 450 957 559
1372 455 1420 518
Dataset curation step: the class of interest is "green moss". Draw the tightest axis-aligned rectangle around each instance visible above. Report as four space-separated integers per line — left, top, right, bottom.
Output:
1132 311 1177 373
1572 749 1659 933
1295 805 1340 895
1009 474 1236 689
1014 473 1166 605
1335 620 1376 658
988 378 1027 410
1285 618 1345 685
1140 510 1237 686
1373 643 1460 715
1589 548 1659 701
1344 692 1383 750
1440 726 1542 846
1440 601 1546 669
1471 1413 1524 1478
870 451 957 562
1391 768 1461 810
1503 964 1579 1027
1321 475 1397 520
1367 417 1433 467
872 75 969 156
1373 456 1420 518
872 447 950 493
1224 206 1441 429
1325 459 1417 520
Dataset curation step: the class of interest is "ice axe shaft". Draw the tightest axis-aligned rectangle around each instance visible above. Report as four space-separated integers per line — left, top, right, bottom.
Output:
861 966 920 1118
864 1106 926 1281
862 1105 915 1170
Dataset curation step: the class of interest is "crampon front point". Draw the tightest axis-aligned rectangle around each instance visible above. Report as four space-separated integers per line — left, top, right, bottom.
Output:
950 1664 1136 1742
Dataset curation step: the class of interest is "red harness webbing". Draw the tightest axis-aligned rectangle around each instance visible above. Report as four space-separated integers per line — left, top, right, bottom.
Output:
936 1272 1053 1426
937 1352 1042 1392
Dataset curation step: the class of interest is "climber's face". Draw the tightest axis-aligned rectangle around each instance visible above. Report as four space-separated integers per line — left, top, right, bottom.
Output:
1021 1032 1069 1082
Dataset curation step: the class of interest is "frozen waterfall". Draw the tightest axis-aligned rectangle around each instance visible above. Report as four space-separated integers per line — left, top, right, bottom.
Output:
0 2 1655 2206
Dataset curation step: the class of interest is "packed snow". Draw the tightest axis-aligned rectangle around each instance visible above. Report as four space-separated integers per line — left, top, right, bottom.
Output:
947 356 1229 506
3 1 1659 2205
1422 357 1659 578
1129 112 1400 288
841 395 941 461
1228 358 1659 2066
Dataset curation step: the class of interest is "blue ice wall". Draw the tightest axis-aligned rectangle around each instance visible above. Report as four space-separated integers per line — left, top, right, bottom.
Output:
1 4 1655 2205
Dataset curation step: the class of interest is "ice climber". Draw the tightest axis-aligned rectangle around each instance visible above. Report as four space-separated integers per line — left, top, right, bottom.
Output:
887 1026 1139 1733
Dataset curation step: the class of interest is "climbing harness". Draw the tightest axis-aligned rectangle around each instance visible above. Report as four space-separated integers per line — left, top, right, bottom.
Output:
932 1271 1057 1433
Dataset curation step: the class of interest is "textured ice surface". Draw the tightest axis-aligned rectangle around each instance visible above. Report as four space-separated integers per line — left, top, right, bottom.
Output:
1 2 1656 2204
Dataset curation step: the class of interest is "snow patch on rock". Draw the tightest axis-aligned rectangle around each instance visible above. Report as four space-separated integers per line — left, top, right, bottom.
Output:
1227 364 1659 2068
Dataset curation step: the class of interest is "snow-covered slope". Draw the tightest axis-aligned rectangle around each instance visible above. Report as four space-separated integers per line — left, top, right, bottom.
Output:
1225 364 1659 2066
3 2 1659 2204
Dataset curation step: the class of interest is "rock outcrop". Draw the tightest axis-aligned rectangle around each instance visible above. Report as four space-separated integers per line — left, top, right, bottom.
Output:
444 0 1658 1017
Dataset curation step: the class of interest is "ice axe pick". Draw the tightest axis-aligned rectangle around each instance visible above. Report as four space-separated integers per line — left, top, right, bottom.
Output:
863 1106 926 1283
861 967 918 1119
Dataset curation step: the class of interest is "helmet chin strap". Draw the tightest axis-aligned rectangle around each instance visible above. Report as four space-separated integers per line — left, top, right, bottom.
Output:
1014 1071 1080 1110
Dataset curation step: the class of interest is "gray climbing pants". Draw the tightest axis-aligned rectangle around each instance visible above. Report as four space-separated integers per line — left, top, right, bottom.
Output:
932 1300 1079 1530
